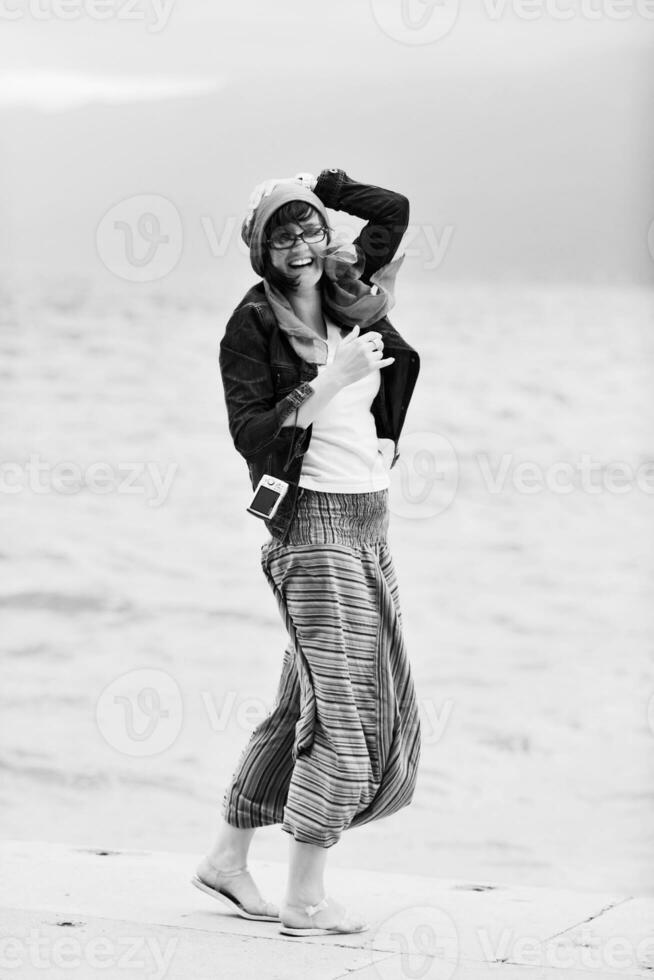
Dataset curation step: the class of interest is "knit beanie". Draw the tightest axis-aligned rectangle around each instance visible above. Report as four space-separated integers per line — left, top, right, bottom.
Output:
240 183 330 278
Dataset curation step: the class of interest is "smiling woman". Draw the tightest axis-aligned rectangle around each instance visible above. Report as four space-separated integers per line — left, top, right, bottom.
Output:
196 168 421 938
263 203 331 300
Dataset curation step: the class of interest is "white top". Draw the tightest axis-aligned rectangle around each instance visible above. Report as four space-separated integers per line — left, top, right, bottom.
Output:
298 318 391 493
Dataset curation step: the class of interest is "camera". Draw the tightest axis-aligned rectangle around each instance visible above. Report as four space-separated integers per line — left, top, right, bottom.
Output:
246 473 289 520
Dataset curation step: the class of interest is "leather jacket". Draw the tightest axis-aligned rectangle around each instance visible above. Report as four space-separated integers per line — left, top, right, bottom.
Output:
218 168 421 544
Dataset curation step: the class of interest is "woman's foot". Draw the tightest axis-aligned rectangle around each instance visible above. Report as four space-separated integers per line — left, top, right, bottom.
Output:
193 855 279 921
279 893 368 936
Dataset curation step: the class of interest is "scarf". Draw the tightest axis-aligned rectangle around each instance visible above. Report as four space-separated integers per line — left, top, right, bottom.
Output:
262 237 405 365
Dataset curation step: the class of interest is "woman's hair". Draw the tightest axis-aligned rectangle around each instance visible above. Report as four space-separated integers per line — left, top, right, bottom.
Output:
262 201 330 294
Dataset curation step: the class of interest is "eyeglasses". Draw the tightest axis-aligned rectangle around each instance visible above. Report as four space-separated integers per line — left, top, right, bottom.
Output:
267 225 328 251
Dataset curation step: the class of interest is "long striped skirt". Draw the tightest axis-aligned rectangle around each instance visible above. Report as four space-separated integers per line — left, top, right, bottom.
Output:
221 486 421 848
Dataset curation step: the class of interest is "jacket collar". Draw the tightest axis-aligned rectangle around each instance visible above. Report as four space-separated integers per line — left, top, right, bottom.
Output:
239 282 417 359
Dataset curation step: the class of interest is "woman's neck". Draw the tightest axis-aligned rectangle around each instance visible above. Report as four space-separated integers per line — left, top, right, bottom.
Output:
287 285 326 337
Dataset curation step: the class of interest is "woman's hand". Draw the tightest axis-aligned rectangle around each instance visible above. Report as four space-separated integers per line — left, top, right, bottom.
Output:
247 174 316 212
330 325 395 387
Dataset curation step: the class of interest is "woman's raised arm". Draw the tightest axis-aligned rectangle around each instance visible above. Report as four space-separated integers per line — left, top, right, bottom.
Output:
312 168 410 285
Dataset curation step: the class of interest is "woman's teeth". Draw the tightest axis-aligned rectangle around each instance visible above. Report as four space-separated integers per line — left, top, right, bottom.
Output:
289 258 313 268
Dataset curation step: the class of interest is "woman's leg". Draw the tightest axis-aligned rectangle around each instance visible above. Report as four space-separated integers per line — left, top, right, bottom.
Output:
206 817 256 870
195 818 277 916
221 640 300 829
261 542 379 928
284 838 328 906
261 490 416 931
195 641 300 916
281 837 367 931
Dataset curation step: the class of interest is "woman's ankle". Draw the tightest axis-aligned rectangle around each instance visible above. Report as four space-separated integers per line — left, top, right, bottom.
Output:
283 888 326 909
205 824 256 870
204 849 248 872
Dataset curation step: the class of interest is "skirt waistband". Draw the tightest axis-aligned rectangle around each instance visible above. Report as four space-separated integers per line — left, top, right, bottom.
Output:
283 487 390 546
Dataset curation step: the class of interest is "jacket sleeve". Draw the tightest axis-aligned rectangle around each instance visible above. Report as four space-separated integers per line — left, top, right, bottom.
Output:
312 168 410 285
219 303 315 462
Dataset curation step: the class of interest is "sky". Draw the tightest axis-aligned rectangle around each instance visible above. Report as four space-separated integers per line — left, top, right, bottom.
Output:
1 1 651 110
1 1 652 289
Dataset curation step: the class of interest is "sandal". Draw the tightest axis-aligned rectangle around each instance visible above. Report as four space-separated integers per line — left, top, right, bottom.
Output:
191 861 279 922
279 895 369 937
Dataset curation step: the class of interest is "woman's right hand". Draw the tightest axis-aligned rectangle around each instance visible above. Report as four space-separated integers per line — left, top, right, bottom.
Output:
330 325 395 387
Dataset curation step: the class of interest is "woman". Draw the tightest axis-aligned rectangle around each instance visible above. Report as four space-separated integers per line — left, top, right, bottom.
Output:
192 168 421 937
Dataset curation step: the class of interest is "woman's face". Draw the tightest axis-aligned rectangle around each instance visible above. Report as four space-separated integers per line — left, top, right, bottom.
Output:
267 212 328 290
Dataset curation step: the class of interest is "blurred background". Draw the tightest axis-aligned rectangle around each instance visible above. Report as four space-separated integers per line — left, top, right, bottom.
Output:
1 1 653 895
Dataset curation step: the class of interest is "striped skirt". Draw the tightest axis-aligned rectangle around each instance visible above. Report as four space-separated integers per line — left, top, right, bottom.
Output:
221 486 421 848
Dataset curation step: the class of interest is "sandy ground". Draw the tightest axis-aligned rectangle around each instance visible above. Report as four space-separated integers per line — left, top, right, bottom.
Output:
2 276 653 895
